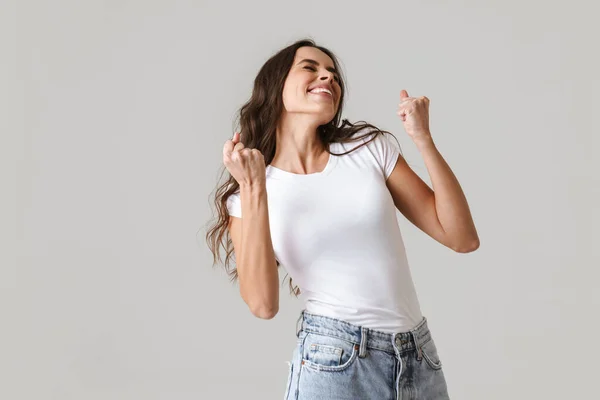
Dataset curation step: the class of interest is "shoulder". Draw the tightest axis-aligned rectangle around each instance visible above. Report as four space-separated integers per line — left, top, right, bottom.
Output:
335 126 399 155
333 125 401 179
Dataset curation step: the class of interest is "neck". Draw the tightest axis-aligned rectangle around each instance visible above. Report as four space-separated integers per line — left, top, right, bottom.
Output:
271 114 329 174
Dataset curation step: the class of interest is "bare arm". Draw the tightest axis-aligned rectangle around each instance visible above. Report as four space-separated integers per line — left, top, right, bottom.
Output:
386 141 479 253
228 182 279 319
414 137 479 252
394 91 479 252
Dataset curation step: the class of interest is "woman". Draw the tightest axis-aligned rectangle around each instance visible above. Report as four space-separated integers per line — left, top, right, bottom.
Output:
206 38 479 399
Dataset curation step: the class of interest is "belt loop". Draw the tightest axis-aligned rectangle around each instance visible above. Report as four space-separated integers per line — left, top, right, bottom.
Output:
359 327 368 358
295 310 304 337
411 331 422 361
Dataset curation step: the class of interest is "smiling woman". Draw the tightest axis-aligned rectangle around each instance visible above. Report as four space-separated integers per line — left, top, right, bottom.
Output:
278 47 342 134
205 38 454 399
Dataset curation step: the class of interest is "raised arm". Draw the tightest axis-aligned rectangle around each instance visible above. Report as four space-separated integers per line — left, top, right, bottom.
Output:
224 133 279 319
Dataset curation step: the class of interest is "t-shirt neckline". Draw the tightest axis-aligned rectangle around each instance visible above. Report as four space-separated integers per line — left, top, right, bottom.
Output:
267 142 338 179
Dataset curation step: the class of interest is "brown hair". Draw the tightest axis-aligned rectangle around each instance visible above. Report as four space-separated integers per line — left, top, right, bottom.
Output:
205 38 403 297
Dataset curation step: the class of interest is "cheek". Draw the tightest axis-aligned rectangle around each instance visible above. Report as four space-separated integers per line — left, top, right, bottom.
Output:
282 85 308 109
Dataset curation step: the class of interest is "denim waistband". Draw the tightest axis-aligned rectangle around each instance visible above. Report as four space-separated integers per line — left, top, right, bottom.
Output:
296 310 432 355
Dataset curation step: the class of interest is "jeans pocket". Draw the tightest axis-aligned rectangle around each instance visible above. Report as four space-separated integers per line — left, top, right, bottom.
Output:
301 332 359 372
420 337 443 370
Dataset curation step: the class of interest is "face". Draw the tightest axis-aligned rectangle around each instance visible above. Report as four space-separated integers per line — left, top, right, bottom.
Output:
281 46 342 125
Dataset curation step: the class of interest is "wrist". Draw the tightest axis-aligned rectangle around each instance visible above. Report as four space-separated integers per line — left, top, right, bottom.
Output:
414 136 435 150
240 181 266 193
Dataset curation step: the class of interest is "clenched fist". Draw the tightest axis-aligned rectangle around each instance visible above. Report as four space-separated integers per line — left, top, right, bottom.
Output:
223 132 266 188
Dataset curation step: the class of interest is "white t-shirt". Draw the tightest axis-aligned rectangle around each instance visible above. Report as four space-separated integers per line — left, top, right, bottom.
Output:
227 128 424 333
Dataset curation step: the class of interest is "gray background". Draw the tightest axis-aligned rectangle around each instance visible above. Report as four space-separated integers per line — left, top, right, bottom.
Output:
3 0 598 399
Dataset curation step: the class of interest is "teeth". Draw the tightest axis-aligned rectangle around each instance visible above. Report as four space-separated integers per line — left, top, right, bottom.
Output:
310 88 332 95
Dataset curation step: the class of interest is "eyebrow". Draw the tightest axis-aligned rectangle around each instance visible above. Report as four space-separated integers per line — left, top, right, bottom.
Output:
296 58 339 77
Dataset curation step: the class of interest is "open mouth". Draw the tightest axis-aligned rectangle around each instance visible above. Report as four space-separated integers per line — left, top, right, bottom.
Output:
308 88 333 99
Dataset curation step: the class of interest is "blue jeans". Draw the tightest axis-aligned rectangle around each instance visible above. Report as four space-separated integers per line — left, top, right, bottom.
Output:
284 310 451 400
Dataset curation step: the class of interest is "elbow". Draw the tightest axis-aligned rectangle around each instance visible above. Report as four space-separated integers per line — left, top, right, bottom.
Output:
242 290 279 319
250 303 279 320
454 237 480 253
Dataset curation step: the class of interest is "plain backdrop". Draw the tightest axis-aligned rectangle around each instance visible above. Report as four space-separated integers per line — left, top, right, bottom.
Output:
3 0 599 399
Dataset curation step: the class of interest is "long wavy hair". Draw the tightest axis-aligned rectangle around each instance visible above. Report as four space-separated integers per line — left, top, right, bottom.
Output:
205 38 403 297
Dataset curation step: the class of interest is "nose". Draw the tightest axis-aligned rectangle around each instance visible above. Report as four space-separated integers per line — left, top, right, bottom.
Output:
320 71 335 82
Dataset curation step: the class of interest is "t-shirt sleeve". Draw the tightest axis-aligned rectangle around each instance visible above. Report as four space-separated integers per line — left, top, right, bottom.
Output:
366 132 401 179
226 191 242 218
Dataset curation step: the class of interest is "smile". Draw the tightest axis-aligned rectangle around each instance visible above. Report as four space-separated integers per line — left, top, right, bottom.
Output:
308 88 333 96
